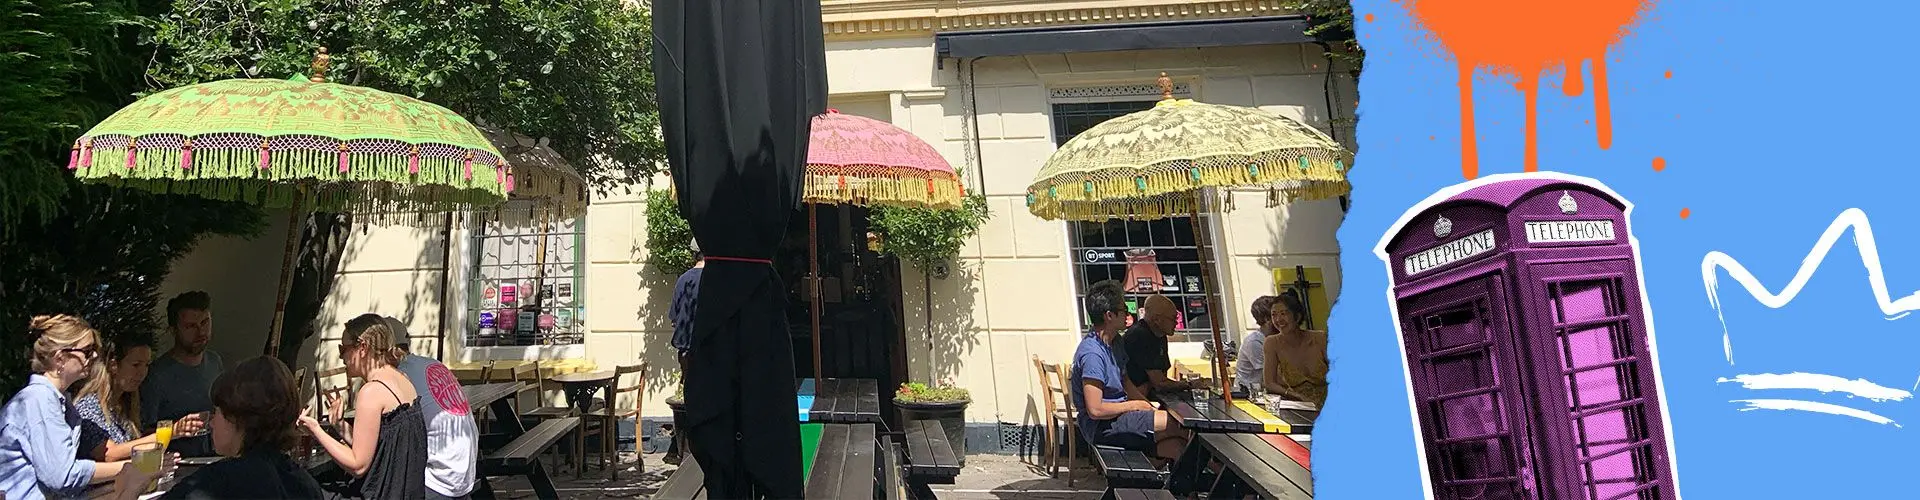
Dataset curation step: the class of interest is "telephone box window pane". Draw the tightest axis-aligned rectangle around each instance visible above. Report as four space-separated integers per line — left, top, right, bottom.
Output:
1440 437 1515 481
1555 280 1620 324
1439 393 1505 438
1576 407 1648 459
1432 351 1496 394
1586 445 1656 499
1568 363 1640 411
1450 483 1524 500
1424 306 1486 351
1559 324 1628 370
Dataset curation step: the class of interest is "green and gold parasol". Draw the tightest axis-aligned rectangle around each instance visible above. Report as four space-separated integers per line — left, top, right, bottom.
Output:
1025 73 1353 404
67 48 512 355
1025 73 1351 222
68 48 513 212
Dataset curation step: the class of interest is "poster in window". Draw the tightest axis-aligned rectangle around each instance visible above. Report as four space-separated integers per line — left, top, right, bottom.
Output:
556 308 574 329
1123 249 1161 293
495 309 518 331
482 283 500 309
515 310 537 334
477 311 497 337
557 283 574 305
540 284 555 308
499 283 518 308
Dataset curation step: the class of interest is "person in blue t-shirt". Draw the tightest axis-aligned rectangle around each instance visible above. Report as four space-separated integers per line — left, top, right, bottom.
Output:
669 239 705 370
1070 280 1190 463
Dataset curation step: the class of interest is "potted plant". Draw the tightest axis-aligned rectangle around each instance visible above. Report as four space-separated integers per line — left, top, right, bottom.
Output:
894 380 972 464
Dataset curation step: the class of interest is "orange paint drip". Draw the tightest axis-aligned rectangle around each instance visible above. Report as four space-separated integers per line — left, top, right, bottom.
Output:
1406 0 1654 178
1520 74 1539 171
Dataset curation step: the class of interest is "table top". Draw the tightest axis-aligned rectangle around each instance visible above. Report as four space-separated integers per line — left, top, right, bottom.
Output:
86 452 339 499
463 381 524 410
1162 395 1316 435
549 370 615 385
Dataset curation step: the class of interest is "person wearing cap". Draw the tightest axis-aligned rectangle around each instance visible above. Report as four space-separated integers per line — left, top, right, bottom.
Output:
368 315 478 500
669 240 706 371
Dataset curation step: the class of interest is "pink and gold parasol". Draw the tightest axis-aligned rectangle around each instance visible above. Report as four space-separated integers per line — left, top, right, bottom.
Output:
803 109 963 210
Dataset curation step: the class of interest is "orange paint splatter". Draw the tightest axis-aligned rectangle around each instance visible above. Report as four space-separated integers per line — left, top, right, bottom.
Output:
1652 157 1666 171
1406 0 1655 179
1366 13 1376 22
1680 207 1691 219
1664 69 1673 79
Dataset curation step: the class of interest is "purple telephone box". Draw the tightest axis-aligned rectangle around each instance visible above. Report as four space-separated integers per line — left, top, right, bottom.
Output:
1383 178 1674 500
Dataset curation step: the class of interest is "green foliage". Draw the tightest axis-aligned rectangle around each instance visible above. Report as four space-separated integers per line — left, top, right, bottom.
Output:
145 0 667 192
894 381 970 404
644 191 695 275
0 0 148 227
1288 0 1365 72
867 196 991 271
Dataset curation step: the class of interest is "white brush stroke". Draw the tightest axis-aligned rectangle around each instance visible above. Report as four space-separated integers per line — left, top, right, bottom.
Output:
1701 208 1920 365
1374 172 1683 500
1715 372 1912 402
1730 399 1901 427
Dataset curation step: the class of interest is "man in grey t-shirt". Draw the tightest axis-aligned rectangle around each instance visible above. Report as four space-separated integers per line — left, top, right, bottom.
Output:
141 291 222 457
373 315 479 500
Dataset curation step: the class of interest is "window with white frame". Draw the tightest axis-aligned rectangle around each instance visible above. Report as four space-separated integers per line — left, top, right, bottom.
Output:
466 201 586 347
1052 95 1226 341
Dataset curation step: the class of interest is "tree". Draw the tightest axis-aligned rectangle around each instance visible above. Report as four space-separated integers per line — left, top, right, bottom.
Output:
147 0 667 193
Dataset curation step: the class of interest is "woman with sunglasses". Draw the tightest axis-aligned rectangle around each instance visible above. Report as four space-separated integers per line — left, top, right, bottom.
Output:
0 315 171 500
299 316 427 499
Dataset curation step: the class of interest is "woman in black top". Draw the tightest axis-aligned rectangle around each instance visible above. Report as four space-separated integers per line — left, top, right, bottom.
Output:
161 356 324 499
300 318 428 499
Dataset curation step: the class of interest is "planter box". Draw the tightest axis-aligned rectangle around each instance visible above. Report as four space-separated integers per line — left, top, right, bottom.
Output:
895 399 970 466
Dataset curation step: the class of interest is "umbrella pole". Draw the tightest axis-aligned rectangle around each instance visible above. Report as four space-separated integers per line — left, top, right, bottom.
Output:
809 203 824 379
264 194 308 357
1188 195 1232 404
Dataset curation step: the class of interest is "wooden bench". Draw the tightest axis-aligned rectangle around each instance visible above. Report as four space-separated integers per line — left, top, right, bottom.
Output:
477 416 579 500
901 420 960 498
807 423 880 499
1108 488 1178 500
655 456 708 499
1094 444 1168 493
881 440 910 500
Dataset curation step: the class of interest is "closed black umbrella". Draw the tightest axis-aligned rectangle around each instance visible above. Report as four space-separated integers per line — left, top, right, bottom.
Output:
651 0 827 498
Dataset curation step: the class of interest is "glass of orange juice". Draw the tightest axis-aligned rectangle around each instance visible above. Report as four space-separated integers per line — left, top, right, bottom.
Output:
131 442 162 493
154 420 174 449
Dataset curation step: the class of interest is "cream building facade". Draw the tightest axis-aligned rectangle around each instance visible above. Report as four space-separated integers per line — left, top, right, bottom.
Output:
160 0 1355 453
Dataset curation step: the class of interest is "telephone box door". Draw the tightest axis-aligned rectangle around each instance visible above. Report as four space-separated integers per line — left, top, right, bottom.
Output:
1520 260 1674 500
1400 274 1541 500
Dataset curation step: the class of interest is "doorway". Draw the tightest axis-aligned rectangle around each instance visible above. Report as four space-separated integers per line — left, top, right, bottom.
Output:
775 203 908 426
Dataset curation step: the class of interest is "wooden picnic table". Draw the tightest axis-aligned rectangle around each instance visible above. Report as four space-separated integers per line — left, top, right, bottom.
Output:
797 378 883 425
655 422 885 499
84 452 341 499
1194 433 1312 499
463 381 576 500
549 370 617 415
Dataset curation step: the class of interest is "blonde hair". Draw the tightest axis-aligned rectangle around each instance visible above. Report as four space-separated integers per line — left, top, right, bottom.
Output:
28 315 98 374
342 314 403 367
76 339 146 435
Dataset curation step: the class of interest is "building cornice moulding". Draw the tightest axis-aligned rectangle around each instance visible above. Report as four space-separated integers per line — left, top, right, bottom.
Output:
822 0 1294 40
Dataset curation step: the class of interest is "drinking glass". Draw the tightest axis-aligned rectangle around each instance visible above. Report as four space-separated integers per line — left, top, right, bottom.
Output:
131 443 162 493
154 420 174 450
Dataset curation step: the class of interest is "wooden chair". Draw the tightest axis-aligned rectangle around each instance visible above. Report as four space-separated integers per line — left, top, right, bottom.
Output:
476 362 498 433
583 362 647 479
1033 355 1079 486
314 366 351 421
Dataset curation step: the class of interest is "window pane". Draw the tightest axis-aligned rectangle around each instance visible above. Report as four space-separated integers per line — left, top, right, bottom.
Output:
1423 306 1486 351
1566 362 1639 412
1555 280 1619 324
1432 351 1496 394
1438 393 1504 439
470 202 587 347
1449 483 1524 500
1440 437 1514 481
1559 324 1628 370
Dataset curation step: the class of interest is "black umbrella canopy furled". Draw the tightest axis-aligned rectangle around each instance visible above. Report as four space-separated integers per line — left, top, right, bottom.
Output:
652 0 827 498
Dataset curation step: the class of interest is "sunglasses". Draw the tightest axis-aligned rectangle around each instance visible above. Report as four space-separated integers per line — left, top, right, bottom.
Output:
60 346 98 360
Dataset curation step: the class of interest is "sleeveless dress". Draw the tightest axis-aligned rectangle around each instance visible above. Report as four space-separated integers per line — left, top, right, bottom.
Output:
354 380 428 499
1269 331 1330 409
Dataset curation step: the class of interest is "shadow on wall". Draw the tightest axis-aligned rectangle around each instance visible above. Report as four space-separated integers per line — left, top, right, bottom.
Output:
635 257 682 398
297 218 449 380
905 260 981 385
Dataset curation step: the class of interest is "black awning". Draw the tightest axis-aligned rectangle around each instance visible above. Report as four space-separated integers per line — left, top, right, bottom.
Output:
935 16 1316 59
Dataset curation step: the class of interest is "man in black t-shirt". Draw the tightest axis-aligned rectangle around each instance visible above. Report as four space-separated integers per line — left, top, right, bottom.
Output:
1121 294 1208 400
